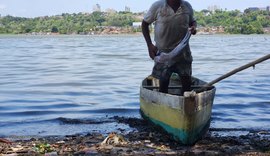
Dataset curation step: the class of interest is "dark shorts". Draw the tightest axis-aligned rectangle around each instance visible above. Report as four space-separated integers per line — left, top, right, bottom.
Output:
151 61 192 80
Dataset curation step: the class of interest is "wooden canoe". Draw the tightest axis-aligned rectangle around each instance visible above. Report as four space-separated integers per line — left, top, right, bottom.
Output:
140 74 216 145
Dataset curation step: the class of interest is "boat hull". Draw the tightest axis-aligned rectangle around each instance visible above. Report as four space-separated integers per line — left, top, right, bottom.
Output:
140 75 216 145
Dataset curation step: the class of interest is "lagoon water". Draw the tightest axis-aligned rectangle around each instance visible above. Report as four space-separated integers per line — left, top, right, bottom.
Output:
0 34 269 137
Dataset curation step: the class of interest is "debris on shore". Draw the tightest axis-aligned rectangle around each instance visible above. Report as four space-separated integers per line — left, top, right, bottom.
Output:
1 117 269 155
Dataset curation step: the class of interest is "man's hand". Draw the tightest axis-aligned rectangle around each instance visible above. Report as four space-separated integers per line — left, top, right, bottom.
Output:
148 43 158 60
189 26 197 35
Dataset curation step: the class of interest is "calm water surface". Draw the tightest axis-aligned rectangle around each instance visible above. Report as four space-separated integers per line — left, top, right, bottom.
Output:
0 34 269 137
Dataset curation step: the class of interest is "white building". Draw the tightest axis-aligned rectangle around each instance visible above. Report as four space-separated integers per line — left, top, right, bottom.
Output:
132 22 141 28
125 6 131 12
207 5 221 12
93 4 101 12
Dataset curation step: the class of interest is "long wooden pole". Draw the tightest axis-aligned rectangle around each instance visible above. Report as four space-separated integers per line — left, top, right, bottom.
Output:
196 54 270 92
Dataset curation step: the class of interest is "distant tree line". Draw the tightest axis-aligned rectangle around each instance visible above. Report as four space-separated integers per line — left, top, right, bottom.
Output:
195 9 270 34
0 10 269 34
0 11 139 34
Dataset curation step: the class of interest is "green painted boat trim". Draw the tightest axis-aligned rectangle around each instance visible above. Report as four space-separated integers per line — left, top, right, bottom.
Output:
140 106 211 145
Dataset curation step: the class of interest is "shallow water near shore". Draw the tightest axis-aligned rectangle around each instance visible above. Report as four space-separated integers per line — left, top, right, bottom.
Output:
0 34 269 137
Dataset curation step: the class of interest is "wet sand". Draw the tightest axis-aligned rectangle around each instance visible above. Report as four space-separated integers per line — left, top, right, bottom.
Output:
1 116 270 155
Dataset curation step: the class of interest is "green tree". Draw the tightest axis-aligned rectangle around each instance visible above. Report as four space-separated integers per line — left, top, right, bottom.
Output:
51 26 58 33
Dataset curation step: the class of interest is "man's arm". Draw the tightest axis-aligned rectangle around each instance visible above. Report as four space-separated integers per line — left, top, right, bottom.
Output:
142 20 157 60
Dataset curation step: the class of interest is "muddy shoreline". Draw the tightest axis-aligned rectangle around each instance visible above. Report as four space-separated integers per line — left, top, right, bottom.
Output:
1 116 270 155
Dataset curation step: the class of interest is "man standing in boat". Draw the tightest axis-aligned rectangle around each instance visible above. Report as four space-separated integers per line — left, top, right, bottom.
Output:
142 0 197 94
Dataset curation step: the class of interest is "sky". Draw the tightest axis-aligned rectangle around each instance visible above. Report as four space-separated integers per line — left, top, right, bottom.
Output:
0 0 269 18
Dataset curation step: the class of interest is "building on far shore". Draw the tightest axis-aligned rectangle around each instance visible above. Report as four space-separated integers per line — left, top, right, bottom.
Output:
125 6 131 12
246 6 270 12
132 22 141 28
93 4 101 12
207 5 221 12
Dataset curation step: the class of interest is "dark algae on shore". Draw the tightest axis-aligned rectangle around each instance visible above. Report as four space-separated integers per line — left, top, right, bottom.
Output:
1 116 270 155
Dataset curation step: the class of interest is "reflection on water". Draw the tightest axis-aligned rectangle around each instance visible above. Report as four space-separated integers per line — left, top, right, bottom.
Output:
0 34 269 136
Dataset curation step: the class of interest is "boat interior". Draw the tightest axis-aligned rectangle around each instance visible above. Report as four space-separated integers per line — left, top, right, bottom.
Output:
142 74 214 95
